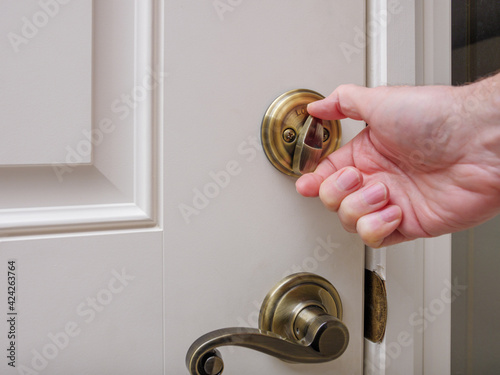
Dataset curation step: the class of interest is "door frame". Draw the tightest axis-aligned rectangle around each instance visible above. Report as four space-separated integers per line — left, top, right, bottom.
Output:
364 0 451 374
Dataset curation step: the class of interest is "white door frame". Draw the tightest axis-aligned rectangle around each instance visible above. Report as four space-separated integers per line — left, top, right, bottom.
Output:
364 0 452 374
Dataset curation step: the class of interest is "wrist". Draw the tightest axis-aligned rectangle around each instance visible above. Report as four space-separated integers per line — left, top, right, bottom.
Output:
461 74 500 157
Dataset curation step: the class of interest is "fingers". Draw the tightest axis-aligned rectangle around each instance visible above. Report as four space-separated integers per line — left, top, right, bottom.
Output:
318 167 363 210
298 165 403 248
296 158 359 197
297 83 405 246
356 205 402 248
335 180 403 247
296 134 366 198
337 182 390 232
307 84 378 121
295 173 325 197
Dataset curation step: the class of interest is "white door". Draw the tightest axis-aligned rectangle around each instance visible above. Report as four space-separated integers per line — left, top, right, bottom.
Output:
1 1 366 374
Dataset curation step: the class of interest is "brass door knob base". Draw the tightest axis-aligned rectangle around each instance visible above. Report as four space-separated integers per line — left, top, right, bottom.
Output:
186 273 349 375
259 272 344 342
261 89 341 177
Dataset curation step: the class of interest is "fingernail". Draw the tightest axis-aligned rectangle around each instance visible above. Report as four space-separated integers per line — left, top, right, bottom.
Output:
379 206 401 223
362 183 387 205
336 168 360 191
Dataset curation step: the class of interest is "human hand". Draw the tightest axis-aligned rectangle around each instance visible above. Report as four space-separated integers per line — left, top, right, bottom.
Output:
296 74 500 247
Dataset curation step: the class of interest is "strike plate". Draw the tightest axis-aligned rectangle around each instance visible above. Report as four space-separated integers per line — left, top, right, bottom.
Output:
364 269 387 343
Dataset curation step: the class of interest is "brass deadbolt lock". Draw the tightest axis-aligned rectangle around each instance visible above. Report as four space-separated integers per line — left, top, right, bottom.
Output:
261 89 341 177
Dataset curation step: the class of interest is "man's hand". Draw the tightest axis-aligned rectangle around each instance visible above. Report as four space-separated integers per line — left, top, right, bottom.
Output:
296 74 500 247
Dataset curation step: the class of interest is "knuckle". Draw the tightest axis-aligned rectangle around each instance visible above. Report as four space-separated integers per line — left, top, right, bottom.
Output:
340 219 357 233
338 205 359 231
337 193 364 229
319 189 341 212
319 196 341 212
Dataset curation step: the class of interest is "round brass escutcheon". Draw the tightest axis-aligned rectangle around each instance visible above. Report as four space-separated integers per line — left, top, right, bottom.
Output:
261 89 341 177
259 273 343 342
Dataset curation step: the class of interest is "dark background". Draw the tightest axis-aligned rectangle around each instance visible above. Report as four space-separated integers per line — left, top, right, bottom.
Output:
452 0 500 84
451 1 500 374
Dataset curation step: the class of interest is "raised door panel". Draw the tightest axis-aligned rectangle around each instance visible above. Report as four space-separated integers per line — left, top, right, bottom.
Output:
0 0 92 165
1 2 164 375
0 0 160 236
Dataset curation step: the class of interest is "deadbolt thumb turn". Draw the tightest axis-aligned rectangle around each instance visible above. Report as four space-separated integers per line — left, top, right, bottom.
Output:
186 273 349 375
261 89 341 177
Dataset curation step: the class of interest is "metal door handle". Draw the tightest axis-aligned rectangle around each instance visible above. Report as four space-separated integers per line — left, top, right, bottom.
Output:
186 273 349 375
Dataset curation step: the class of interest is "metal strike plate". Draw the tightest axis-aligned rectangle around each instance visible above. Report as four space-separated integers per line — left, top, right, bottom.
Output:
364 269 387 343
261 89 341 177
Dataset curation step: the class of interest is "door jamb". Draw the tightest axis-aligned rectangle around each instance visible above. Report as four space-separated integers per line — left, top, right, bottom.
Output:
364 0 451 374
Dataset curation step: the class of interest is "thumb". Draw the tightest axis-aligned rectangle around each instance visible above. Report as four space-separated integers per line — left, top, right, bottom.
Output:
307 84 375 122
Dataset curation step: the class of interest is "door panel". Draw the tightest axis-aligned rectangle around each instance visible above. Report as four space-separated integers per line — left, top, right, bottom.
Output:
0 0 92 165
1 232 163 375
164 1 365 374
0 0 158 235
1 1 163 375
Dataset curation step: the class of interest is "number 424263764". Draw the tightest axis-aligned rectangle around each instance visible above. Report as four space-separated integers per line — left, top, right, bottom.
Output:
7 260 16 312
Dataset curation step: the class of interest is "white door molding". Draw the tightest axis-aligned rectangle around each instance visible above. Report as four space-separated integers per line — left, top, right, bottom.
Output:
364 0 451 374
0 0 163 236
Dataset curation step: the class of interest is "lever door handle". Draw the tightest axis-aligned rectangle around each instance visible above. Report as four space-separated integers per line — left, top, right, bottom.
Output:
186 273 349 375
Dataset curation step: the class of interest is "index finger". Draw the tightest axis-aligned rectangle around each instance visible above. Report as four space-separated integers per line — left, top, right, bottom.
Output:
307 84 377 121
